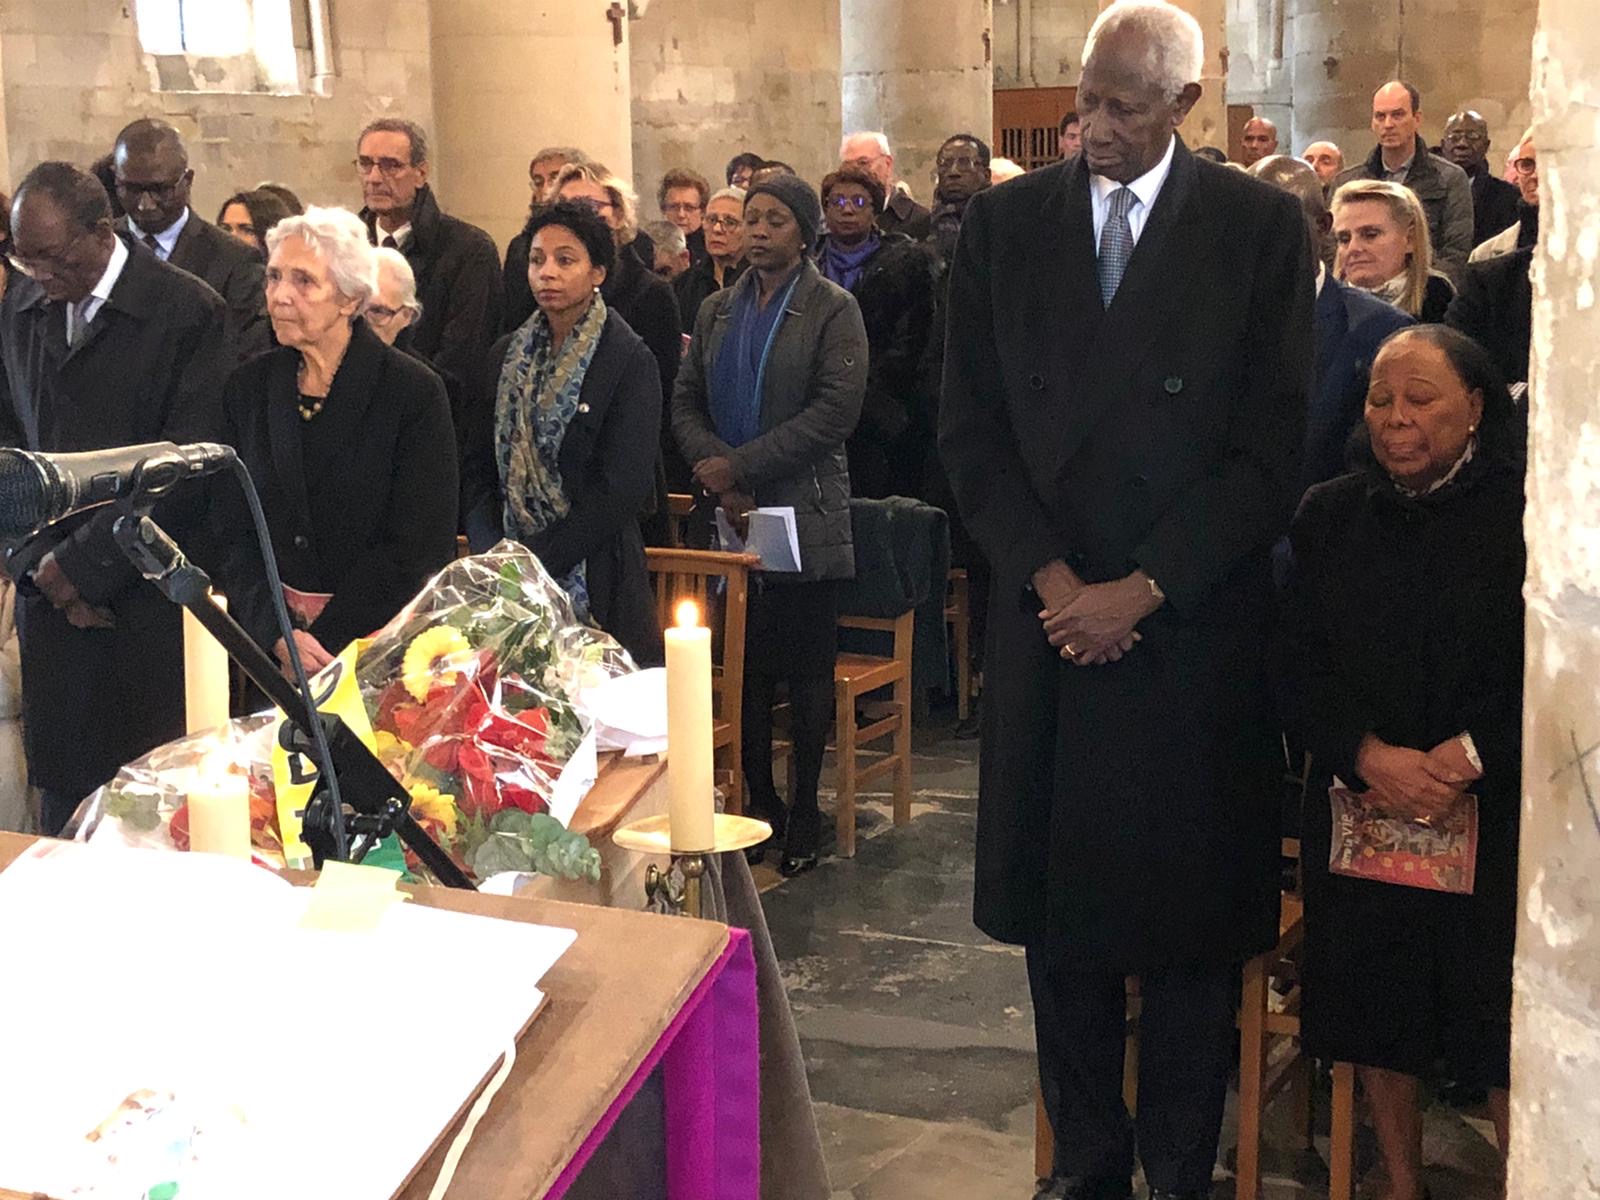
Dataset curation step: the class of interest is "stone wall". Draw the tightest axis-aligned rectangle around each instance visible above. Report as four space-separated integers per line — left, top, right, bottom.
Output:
1509 0 1600 1189
629 0 842 213
0 0 435 220
993 0 1101 89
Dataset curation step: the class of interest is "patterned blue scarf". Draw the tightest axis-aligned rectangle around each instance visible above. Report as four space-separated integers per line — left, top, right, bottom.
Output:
495 294 608 615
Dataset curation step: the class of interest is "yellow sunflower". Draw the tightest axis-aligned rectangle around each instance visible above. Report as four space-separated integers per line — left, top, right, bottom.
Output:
407 781 458 840
401 626 474 702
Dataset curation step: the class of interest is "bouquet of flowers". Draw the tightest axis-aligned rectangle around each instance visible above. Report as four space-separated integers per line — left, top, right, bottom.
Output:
74 542 636 885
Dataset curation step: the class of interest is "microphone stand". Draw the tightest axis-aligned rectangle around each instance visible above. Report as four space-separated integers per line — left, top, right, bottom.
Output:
110 501 474 891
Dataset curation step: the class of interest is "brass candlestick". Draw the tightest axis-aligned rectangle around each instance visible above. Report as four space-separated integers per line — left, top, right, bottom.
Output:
613 812 772 919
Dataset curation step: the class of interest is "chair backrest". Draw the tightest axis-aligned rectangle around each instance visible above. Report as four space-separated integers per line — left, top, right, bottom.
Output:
645 548 760 721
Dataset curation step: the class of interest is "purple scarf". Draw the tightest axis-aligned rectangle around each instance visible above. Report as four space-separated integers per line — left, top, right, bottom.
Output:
818 232 880 293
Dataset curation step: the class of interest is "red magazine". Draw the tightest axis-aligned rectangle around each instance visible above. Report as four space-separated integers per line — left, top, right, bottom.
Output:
1327 783 1478 895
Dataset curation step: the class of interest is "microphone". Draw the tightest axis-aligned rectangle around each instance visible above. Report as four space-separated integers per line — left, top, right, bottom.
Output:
0 441 236 539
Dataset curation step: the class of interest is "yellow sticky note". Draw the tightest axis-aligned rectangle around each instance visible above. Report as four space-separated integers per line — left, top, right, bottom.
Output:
299 860 410 932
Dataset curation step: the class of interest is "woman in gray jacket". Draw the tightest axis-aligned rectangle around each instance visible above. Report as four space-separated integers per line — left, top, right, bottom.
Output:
673 174 868 875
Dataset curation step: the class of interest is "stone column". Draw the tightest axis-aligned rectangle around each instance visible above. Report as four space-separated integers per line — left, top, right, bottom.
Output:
841 0 993 206
1287 0 1536 163
1509 0 1600 1190
429 0 632 250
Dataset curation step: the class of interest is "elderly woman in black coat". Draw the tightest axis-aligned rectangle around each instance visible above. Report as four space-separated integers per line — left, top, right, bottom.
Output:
462 202 663 665
1278 325 1524 1200
816 164 938 500
673 175 868 875
211 205 458 678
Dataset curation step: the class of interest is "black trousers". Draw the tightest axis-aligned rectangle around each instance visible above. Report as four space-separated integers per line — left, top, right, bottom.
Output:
1027 947 1237 1193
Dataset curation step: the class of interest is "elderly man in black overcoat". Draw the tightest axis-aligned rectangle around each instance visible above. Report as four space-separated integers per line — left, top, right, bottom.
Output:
938 2 1314 1197
0 163 228 835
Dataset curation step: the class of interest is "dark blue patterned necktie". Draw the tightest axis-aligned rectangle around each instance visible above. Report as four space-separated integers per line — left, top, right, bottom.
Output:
1098 186 1137 308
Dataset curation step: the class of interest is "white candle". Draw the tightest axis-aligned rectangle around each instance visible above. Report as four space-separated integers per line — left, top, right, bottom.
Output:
188 768 251 858
664 599 716 852
183 593 230 735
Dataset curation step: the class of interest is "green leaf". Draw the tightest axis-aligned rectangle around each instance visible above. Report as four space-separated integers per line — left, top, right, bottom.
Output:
469 833 534 878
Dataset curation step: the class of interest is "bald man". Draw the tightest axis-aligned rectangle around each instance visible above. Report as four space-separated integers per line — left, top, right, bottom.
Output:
113 118 268 358
1238 116 1279 166
1334 80 1474 282
1302 141 1344 187
1442 109 1520 246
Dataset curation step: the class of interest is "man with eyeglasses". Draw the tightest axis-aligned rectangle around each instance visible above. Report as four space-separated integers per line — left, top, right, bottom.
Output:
927 133 992 262
112 118 267 360
355 117 503 415
657 169 711 267
1470 131 1538 263
1441 110 1520 249
0 162 228 836
841 131 931 241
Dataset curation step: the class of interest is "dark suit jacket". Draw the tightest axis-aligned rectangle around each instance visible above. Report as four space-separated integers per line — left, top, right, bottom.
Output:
878 191 932 242
1465 161 1521 249
0 238 228 798
939 139 1315 968
363 186 504 414
164 211 269 360
1304 274 1413 494
209 319 459 656
461 311 664 665
1446 246 1532 387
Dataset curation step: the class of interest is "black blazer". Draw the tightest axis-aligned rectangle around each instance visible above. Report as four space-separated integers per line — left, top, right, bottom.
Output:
1446 246 1532 386
121 211 269 360
0 238 229 797
210 319 459 656
462 310 664 664
363 186 504 406
939 139 1315 967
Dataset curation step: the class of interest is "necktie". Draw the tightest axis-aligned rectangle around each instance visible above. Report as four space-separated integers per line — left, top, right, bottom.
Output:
1097 186 1137 308
382 235 399 250
143 232 163 259
68 297 93 347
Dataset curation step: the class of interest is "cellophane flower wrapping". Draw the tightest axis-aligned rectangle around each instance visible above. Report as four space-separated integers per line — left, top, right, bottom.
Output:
73 541 636 885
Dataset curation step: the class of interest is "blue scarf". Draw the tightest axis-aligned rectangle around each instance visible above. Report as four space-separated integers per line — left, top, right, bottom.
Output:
494 295 608 614
708 269 802 449
818 232 880 293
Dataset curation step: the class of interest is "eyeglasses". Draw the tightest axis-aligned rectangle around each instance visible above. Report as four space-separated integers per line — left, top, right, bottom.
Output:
663 201 703 215
935 155 981 173
704 214 742 231
354 156 413 177
566 196 614 215
827 195 871 211
846 155 887 171
365 304 403 323
116 176 187 201
6 229 91 280
1513 156 1537 175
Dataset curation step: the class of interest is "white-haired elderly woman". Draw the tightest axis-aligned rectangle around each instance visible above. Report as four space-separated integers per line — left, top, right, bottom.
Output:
209 205 458 680
364 245 424 348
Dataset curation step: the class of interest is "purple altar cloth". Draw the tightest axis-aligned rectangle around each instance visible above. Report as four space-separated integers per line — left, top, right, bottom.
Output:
544 927 759 1200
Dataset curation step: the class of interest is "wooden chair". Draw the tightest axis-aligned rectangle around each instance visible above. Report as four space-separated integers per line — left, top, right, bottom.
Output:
831 609 916 857
665 492 695 549
944 568 972 721
645 547 760 815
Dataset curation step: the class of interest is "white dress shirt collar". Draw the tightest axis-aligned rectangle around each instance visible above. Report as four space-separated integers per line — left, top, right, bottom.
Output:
1089 135 1178 248
148 206 190 260
378 222 412 250
72 234 130 340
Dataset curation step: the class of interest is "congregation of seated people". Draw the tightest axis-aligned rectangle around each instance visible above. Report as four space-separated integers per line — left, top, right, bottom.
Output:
0 39 1538 1197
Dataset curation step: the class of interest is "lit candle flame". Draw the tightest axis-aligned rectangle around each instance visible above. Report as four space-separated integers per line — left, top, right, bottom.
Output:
674 599 702 629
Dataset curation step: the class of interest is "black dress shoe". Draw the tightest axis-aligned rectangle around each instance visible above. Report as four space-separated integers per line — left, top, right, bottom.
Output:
1147 1189 1210 1200
777 852 818 878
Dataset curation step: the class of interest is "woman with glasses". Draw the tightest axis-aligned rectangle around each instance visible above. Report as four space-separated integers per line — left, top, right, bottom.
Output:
208 206 458 681
461 201 664 665
672 174 868 876
816 165 940 500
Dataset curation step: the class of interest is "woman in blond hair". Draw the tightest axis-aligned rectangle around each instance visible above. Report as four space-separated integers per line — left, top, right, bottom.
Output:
1332 178 1456 322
